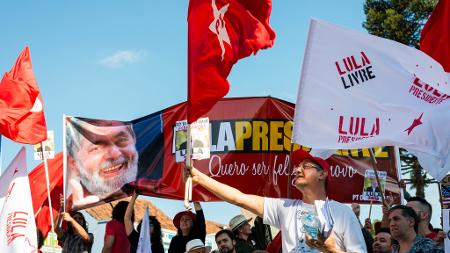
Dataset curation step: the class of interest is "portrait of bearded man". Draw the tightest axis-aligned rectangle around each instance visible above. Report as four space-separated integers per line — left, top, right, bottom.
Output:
66 117 138 209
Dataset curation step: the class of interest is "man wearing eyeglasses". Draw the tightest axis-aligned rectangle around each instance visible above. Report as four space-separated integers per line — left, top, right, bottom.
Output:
187 149 366 252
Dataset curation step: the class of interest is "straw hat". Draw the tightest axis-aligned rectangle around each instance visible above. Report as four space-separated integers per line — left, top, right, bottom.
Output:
229 214 253 231
185 239 211 253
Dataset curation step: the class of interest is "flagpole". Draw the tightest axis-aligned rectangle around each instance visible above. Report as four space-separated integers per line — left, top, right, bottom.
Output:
41 142 55 236
369 148 386 205
62 114 67 213
394 146 405 204
184 124 192 210
287 144 294 199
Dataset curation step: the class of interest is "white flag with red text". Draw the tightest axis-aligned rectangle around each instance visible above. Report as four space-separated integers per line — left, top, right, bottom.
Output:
0 147 38 252
293 19 450 181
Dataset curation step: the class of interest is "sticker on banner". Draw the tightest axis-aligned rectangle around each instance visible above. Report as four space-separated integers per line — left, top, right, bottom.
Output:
361 169 387 202
33 130 55 160
173 118 210 162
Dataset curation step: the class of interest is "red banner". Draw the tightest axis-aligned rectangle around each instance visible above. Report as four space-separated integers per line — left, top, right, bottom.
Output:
137 97 401 204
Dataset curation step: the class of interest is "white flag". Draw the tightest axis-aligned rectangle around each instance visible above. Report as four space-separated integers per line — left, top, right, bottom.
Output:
137 207 152 253
0 147 38 252
293 19 450 181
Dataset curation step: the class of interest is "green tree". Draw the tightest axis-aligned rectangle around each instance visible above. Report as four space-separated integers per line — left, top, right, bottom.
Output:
363 0 438 198
363 0 437 48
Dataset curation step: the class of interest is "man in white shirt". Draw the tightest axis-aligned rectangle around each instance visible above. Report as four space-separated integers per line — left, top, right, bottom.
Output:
187 149 366 252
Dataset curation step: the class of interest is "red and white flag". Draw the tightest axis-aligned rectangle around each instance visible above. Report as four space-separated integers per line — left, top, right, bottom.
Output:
293 19 450 181
0 147 38 252
0 47 47 144
420 0 450 72
187 0 275 123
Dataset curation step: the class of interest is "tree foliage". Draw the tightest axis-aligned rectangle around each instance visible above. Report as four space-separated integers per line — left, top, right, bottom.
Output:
363 0 438 197
363 0 437 48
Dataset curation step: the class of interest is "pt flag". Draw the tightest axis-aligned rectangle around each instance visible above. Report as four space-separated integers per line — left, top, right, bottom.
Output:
187 0 275 123
0 147 38 252
293 19 450 181
29 152 63 238
0 47 47 144
420 0 450 72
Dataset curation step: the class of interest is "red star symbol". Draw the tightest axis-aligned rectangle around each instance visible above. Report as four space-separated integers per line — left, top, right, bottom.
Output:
404 112 424 135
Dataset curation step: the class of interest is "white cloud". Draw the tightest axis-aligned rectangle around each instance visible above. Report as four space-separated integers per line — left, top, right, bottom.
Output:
98 50 146 68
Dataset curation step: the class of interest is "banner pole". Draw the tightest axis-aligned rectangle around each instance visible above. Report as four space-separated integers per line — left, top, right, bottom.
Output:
393 146 404 204
287 143 294 199
184 123 192 210
41 141 56 253
62 114 67 213
369 148 386 205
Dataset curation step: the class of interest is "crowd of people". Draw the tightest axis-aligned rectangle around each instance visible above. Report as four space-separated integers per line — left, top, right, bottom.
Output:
44 149 446 253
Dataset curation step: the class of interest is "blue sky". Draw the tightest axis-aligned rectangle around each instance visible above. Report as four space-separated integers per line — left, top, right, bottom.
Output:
0 0 442 231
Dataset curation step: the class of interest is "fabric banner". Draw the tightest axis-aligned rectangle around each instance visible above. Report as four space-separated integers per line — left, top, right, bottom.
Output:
29 152 63 238
420 0 450 72
293 19 450 181
137 208 151 253
64 97 400 210
0 47 47 144
187 0 275 123
0 147 38 252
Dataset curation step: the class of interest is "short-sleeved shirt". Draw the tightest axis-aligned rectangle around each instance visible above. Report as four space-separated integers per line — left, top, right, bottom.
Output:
61 232 94 253
263 198 367 253
392 235 443 253
105 219 130 253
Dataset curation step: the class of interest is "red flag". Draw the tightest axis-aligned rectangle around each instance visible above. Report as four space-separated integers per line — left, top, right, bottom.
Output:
420 0 450 72
187 0 275 123
28 152 63 238
0 47 47 144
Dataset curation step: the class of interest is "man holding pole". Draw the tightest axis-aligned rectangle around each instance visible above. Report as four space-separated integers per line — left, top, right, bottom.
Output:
186 149 366 252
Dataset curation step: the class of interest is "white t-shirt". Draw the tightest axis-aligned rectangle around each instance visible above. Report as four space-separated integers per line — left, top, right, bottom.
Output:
263 198 367 253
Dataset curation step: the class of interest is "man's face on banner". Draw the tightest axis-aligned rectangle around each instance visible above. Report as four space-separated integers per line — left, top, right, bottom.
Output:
72 122 138 198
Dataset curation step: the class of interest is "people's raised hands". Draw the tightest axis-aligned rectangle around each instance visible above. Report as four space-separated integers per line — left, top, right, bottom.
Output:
62 212 74 223
363 218 372 232
182 163 201 184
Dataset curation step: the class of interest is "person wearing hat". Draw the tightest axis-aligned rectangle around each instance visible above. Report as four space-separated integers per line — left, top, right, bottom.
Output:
229 215 257 253
185 239 212 253
185 149 366 252
169 202 206 253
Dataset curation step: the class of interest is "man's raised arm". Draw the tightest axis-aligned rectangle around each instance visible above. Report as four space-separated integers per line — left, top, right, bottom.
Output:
188 166 264 217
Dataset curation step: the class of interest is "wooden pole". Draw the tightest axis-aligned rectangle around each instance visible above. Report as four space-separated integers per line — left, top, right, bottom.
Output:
368 148 386 205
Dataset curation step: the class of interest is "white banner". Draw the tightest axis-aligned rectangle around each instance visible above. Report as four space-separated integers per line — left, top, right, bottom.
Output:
293 19 450 181
0 147 38 252
137 207 151 253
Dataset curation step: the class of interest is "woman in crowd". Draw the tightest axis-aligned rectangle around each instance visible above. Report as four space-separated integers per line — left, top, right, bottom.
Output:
55 200 94 253
168 202 206 253
102 201 130 253
125 191 164 253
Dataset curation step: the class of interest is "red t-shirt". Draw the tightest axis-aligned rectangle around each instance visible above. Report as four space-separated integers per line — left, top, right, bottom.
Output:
105 219 130 253
426 231 438 240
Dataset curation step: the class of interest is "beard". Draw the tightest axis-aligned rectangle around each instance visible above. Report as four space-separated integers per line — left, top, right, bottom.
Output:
219 246 234 253
77 152 138 199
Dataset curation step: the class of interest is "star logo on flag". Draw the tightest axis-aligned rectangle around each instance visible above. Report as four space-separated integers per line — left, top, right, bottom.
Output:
30 97 43 113
404 112 424 135
209 0 231 61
